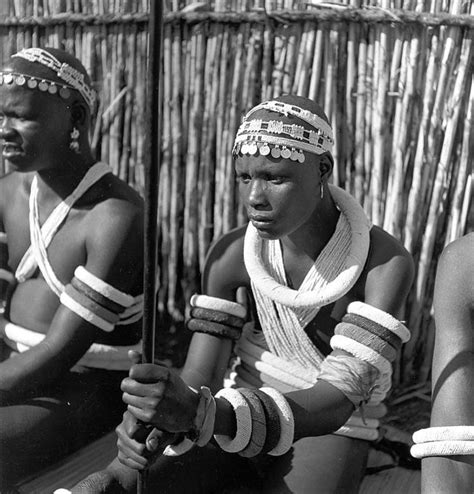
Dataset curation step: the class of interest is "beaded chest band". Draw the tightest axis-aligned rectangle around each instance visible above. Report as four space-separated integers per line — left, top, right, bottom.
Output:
0 48 96 111
232 100 334 163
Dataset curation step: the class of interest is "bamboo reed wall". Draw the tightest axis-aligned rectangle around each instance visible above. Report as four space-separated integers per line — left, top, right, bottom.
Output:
0 0 472 385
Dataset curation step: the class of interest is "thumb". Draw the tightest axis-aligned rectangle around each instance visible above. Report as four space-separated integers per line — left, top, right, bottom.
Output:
128 349 142 365
145 428 176 453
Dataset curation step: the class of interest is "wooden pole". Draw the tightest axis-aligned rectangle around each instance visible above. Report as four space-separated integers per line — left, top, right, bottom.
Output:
138 1 163 493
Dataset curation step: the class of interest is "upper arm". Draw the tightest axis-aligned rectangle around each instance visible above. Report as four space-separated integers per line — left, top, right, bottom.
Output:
432 235 474 385
363 227 415 318
39 200 144 362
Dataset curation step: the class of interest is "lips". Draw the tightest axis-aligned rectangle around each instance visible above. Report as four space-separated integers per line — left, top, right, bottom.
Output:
249 214 274 229
2 143 24 159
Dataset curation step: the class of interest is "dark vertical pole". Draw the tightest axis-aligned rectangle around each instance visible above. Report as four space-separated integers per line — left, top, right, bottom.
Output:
139 1 163 493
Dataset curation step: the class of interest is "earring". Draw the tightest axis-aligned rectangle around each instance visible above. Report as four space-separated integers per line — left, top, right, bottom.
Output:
70 127 80 154
320 182 324 199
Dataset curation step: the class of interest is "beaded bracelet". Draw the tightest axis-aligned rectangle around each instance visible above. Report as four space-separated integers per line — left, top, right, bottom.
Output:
237 388 267 458
342 313 402 351
186 318 242 340
347 302 410 343
330 334 392 375
260 387 294 456
214 388 252 453
334 322 398 362
190 307 245 329
411 441 474 458
413 426 474 443
252 389 282 454
190 294 247 319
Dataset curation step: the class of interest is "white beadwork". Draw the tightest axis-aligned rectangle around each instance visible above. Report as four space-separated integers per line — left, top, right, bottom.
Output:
347 301 411 343
60 291 115 332
12 48 96 110
330 334 392 375
244 185 370 368
190 294 247 319
75 266 135 308
260 387 295 456
214 388 252 453
411 441 474 458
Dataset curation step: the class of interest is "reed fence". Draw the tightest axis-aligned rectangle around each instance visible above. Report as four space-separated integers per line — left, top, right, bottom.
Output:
0 0 472 386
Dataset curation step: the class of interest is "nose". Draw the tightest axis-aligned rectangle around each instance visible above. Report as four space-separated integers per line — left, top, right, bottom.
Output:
248 178 268 209
0 122 15 140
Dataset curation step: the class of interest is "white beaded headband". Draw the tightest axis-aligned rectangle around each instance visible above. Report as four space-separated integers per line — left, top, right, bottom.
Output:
233 100 334 163
6 48 96 110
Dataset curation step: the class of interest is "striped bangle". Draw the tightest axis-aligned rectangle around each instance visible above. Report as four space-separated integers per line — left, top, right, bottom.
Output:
347 302 410 343
252 389 282 454
237 388 267 458
75 266 135 308
60 291 115 332
330 335 392 375
71 276 126 313
186 318 241 340
260 387 294 456
342 313 402 351
214 388 252 453
411 441 474 459
190 294 246 319
413 426 474 443
64 284 121 325
335 322 398 362
190 307 245 329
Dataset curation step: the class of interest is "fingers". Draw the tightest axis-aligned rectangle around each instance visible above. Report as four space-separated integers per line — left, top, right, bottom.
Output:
116 425 148 470
128 363 170 383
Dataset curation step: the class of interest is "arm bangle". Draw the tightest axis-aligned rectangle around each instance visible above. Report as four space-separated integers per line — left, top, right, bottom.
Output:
214 388 252 453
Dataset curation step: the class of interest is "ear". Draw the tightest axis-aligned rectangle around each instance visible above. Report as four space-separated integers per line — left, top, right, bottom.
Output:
319 153 334 182
70 100 88 129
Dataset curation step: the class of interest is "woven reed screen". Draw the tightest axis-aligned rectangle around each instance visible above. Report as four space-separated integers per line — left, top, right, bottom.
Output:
0 0 472 385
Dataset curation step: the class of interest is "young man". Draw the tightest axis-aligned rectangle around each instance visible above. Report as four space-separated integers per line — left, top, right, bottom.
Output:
411 232 474 494
0 47 144 488
74 95 414 493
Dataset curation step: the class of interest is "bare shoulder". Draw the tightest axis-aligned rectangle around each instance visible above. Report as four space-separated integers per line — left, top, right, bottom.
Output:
84 173 144 234
80 174 144 292
202 224 248 297
360 226 415 315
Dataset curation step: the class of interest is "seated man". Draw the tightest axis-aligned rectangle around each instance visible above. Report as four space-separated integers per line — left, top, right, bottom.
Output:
74 94 414 493
0 47 144 488
411 231 474 493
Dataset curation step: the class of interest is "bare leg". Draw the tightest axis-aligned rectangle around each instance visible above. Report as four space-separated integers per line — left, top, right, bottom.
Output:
260 434 369 494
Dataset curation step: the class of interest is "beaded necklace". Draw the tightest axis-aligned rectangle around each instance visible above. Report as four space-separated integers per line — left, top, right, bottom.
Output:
244 185 371 368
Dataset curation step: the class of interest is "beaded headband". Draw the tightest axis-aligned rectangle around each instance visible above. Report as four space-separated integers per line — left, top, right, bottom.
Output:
5 48 96 111
233 100 334 163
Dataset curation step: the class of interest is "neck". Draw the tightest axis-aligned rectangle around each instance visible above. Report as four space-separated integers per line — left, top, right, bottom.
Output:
281 192 340 262
28 152 96 205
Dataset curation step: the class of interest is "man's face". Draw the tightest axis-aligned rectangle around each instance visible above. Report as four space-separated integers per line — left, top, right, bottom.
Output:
235 153 321 240
0 83 71 172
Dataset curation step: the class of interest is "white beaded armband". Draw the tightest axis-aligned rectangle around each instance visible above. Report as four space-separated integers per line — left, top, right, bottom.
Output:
260 387 295 456
214 388 252 453
411 426 474 459
330 334 392 375
190 294 247 319
347 301 411 343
